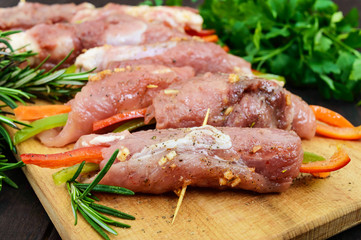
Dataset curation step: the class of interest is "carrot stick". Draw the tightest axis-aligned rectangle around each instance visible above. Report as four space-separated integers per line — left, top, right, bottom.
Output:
20 146 104 169
300 147 350 173
310 105 354 128
310 172 330 178
14 105 71 121
316 122 361 140
201 34 219 42
93 108 147 132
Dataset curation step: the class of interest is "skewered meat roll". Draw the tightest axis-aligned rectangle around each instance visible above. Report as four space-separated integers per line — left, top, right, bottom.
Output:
76 126 303 193
9 12 188 69
37 69 315 148
0 2 94 30
72 3 203 32
75 39 252 74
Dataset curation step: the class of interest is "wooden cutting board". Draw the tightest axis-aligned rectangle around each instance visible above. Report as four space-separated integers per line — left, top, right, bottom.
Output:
12 128 361 240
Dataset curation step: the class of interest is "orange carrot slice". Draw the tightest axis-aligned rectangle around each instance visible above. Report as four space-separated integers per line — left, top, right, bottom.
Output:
300 147 350 173
93 108 147 132
14 105 71 121
310 172 330 178
310 105 354 128
201 34 219 42
21 146 104 169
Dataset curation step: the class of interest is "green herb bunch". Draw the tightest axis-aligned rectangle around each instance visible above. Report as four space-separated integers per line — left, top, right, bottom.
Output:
200 0 361 101
66 150 135 240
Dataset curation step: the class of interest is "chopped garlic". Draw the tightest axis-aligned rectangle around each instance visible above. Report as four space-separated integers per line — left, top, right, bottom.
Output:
147 84 158 88
89 69 112 81
117 147 130 162
224 106 234 116
158 157 168 166
159 150 177 166
286 94 291 106
166 150 177 161
228 73 240 83
252 145 262 153
114 68 126 72
164 89 179 95
224 170 234 180
219 177 227 186
231 177 241 187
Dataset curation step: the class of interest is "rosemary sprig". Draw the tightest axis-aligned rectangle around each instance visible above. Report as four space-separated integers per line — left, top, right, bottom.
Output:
0 30 93 191
66 150 135 240
0 31 92 102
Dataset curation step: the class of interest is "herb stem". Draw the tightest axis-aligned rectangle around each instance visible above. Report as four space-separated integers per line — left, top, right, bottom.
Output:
323 31 361 58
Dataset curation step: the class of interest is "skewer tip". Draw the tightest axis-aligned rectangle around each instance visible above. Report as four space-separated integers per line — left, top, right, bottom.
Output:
171 184 188 224
202 108 210 126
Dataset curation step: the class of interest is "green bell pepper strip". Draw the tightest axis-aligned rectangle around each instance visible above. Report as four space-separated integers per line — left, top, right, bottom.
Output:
303 151 326 164
14 113 68 145
113 118 156 133
52 162 99 185
252 70 285 83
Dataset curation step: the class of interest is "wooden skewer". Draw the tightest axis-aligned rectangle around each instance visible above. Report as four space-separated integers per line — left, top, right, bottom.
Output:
171 184 188 224
171 108 210 224
202 108 210 126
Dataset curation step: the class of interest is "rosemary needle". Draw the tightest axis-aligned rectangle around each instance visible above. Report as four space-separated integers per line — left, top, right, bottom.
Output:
74 183 134 195
79 149 120 199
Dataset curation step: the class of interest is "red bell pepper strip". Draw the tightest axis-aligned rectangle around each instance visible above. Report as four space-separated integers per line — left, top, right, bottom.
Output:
309 105 360 140
310 105 354 128
93 108 147 132
20 146 104 169
14 105 71 121
316 122 361 140
184 27 216 37
300 147 350 173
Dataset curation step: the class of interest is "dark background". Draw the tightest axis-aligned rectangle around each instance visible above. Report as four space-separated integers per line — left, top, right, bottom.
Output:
1 1 361 239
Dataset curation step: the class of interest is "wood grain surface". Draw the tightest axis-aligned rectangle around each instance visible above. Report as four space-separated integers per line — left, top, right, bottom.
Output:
11 120 361 240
